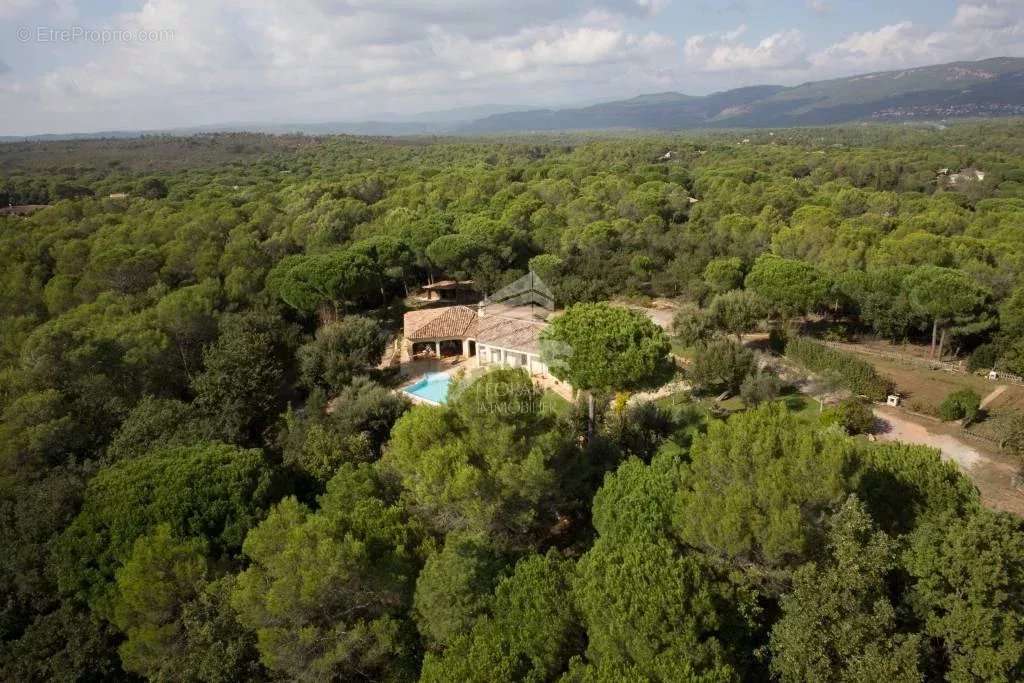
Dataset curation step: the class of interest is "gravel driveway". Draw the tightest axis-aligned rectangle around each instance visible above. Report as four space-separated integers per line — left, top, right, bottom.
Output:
873 405 1023 516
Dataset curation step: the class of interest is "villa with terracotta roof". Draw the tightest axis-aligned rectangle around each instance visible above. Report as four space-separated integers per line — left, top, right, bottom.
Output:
402 304 551 376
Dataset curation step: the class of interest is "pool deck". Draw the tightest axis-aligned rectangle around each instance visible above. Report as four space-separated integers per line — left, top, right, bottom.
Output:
401 390 443 406
395 355 575 405
400 375 448 405
398 361 465 406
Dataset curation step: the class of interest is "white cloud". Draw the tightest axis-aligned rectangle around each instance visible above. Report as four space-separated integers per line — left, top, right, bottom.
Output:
814 21 942 71
429 23 672 79
632 0 669 15
953 0 1022 29
2 0 677 133
0 0 77 20
0 0 42 18
684 25 807 72
813 1 1024 73
2 0 1023 135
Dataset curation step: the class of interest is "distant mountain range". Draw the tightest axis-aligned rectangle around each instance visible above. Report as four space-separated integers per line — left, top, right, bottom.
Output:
0 103 538 141
463 57 1024 133
3 57 1024 141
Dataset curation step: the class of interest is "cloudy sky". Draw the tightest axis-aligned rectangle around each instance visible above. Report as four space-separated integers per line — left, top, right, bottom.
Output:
2 0 1023 135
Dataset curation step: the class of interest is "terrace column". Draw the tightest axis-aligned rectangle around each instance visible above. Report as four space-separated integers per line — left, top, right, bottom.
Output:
434 341 441 357
462 339 470 357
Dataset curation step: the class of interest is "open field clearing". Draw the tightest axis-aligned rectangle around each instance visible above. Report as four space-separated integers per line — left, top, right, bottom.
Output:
838 344 1024 415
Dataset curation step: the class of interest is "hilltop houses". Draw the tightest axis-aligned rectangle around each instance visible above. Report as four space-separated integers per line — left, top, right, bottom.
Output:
937 166 987 186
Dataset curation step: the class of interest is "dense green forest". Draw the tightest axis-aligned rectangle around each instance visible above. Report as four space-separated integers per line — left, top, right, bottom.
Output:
2 122 1024 681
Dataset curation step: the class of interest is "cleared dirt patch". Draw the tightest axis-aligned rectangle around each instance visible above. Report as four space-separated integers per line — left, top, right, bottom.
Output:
986 385 1024 412
837 346 1024 415
874 405 1024 517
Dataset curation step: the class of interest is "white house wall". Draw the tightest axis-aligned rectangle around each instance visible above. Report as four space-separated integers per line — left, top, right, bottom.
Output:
477 343 546 375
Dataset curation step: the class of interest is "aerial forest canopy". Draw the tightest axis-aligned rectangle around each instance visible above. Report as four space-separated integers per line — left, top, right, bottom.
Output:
2 123 1024 681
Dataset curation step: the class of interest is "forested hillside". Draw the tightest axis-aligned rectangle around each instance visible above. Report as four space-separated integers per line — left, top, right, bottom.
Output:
465 57 1024 132
2 122 1024 681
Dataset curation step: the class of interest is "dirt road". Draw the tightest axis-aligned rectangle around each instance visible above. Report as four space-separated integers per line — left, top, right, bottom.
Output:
980 385 1008 410
873 405 1023 516
616 300 676 331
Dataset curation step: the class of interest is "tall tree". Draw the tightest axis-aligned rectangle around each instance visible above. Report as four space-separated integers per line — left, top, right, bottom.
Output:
412 533 507 649
904 265 992 359
111 525 209 678
382 368 571 540
770 498 921 682
541 303 671 432
706 289 768 342
296 315 386 393
420 553 582 682
744 255 828 322
231 464 422 681
904 510 1024 681
591 451 682 543
676 403 853 570
191 310 299 445
572 537 738 681
703 257 745 295
54 442 278 611
270 249 376 315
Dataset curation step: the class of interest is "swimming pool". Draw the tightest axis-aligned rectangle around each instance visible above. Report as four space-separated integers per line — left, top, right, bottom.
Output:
402 372 452 404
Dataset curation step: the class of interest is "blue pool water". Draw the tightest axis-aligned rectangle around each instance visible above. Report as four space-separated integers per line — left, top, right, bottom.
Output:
402 373 452 404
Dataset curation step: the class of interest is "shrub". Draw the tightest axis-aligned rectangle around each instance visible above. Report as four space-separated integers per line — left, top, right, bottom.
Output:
297 316 386 392
835 398 875 435
768 327 788 354
671 302 714 347
688 339 757 395
996 339 1024 377
939 389 982 424
784 337 893 401
740 372 782 406
998 412 1024 464
823 325 851 342
968 343 999 372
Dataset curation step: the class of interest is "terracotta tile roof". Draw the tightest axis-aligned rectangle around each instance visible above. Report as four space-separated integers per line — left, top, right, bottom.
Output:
403 306 478 340
476 314 547 354
421 279 474 290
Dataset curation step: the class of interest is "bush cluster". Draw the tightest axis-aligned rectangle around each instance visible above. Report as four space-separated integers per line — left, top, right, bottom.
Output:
740 372 782 406
784 337 893 401
939 389 982 424
967 343 999 372
835 398 875 435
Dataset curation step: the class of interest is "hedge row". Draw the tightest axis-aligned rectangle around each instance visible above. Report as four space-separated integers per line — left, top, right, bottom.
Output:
784 337 894 401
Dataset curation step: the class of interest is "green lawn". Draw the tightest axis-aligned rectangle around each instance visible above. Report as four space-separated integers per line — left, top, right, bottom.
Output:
540 390 573 417
655 388 695 411
718 396 745 411
670 341 695 360
776 393 822 423
655 387 821 424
